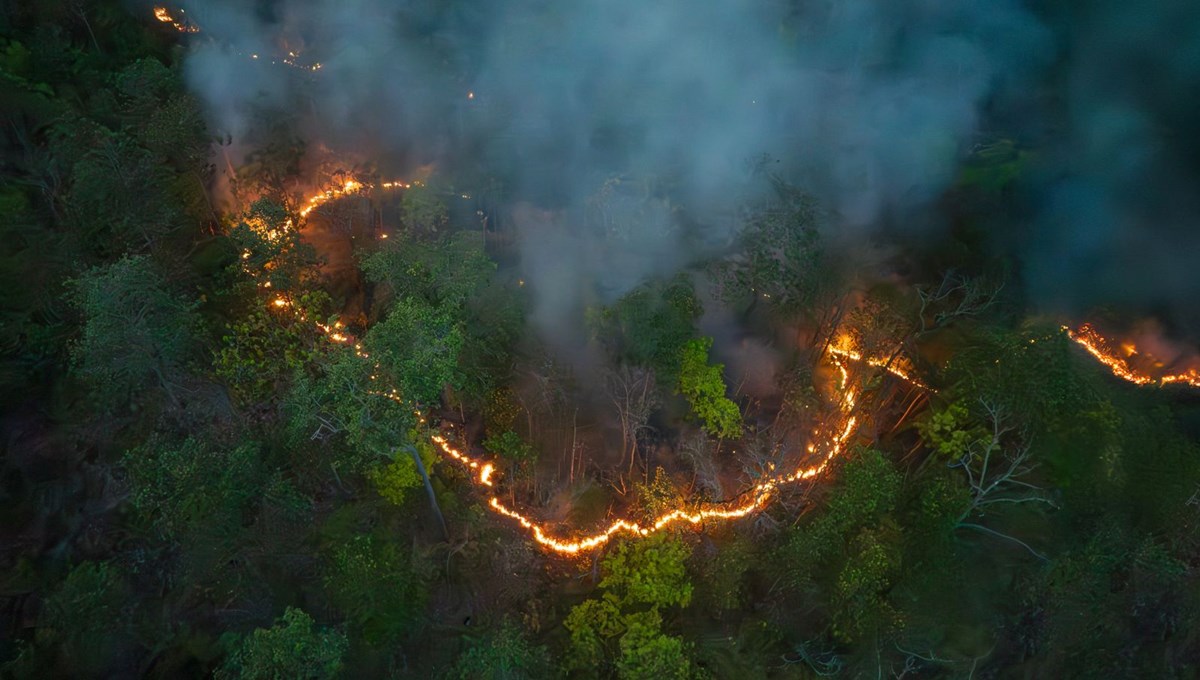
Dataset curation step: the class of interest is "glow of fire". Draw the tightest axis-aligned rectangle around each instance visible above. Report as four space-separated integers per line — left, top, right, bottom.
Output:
153 6 198 33
257 179 1200 557
244 181 912 555
827 337 932 391
1064 325 1200 389
427 357 862 555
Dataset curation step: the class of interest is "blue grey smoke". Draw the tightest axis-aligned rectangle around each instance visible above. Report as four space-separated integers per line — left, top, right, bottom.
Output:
172 0 1199 339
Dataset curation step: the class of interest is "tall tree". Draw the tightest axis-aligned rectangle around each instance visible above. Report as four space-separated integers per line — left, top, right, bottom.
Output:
676 337 742 439
69 254 200 409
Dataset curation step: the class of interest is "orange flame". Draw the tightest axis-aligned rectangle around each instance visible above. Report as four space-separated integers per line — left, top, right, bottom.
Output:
257 180 1200 556
427 357 861 555
153 6 198 33
1064 325 1200 389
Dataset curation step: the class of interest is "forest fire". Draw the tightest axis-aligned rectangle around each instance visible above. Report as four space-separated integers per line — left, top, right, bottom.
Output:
274 180 1200 557
296 177 415 219
1065 324 1200 389
428 354 863 555
153 6 198 33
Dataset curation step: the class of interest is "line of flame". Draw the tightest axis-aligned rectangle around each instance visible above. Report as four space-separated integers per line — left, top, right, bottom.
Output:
153 6 198 33
1064 325 1200 389
428 360 861 554
266 180 1199 556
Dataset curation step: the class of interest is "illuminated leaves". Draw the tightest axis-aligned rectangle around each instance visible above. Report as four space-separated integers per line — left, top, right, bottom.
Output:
365 297 465 406
615 610 691 680
676 337 742 439
589 274 701 382
219 608 347 680
367 453 421 505
565 593 625 667
214 290 334 404
918 401 988 459
600 532 693 609
227 198 319 292
565 534 696 676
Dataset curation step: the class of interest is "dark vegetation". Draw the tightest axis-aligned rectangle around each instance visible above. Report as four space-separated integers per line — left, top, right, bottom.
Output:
3 2 1200 678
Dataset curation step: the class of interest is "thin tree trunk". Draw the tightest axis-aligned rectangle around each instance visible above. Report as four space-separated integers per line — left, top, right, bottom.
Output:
402 445 448 540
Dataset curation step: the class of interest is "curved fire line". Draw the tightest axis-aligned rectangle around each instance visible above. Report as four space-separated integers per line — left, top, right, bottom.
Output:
258 178 1200 556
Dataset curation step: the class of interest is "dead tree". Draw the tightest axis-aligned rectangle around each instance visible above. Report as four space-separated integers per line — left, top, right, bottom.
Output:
604 366 660 474
951 398 1055 560
678 429 723 501
916 270 1005 335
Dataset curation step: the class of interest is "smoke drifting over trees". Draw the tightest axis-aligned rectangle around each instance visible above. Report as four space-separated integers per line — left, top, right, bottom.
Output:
175 0 1200 337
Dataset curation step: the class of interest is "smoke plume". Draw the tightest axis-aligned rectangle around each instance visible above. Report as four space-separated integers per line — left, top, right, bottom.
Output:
170 0 1199 340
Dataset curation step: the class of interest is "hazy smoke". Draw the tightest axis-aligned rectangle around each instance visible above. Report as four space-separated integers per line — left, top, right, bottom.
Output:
1014 0 1200 337
172 0 1198 340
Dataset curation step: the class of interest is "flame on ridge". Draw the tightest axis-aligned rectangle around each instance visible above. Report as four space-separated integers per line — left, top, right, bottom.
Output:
1064 324 1200 389
153 6 199 33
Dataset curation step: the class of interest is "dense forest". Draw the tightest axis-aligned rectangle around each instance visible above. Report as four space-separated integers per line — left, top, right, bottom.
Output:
3 1 1200 678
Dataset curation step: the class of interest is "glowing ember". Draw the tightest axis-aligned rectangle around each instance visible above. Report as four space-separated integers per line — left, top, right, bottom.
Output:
249 183 1200 556
1064 324 1200 389
827 336 931 391
427 355 862 555
153 6 198 33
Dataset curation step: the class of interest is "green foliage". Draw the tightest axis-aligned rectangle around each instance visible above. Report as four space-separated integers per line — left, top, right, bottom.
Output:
830 528 901 642
783 448 901 587
676 337 742 439
214 291 333 403
600 532 694 609
634 467 683 524
565 593 626 668
367 453 422 505
956 139 1032 193
220 608 347 680
445 620 552 680
367 437 439 505
565 533 696 676
323 534 426 644
484 430 536 462
0 186 72 405
615 609 691 680
917 401 987 459
69 254 200 408
946 325 1101 433
484 386 522 433
66 132 189 254
913 472 971 540
589 275 701 381
458 277 525 402
283 348 420 473
361 231 492 309
123 437 262 541
37 561 129 675
366 297 465 405
714 179 830 320
695 536 754 612
227 199 319 292
400 182 449 235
